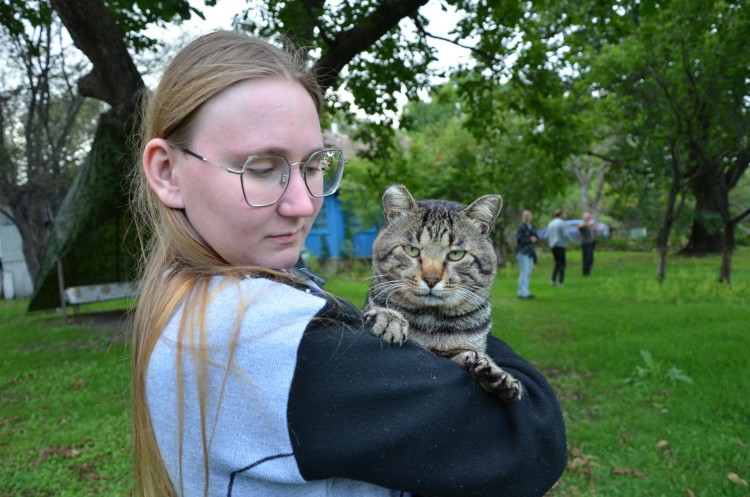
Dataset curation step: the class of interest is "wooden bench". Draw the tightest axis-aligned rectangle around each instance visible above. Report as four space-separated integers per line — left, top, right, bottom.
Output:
62 281 139 322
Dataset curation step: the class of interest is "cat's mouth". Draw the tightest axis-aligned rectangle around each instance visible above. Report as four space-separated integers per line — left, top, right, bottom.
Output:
412 290 448 306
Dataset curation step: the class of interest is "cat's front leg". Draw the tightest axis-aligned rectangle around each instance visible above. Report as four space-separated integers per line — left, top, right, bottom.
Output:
363 306 410 346
453 351 523 403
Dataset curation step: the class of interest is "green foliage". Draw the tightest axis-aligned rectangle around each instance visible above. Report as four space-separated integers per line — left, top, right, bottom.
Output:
107 0 215 52
486 0 749 268
237 0 438 113
0 0 211 52
339 80 569 246
627 349 694 389
0 0 53 35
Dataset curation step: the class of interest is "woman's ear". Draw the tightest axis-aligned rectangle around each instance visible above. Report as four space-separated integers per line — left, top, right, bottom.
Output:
143 138 185 209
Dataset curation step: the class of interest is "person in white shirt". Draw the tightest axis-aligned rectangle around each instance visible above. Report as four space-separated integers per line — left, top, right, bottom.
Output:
546 208 570 286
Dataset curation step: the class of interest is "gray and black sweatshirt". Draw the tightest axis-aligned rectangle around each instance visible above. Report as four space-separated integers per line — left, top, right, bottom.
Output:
146 274 567 497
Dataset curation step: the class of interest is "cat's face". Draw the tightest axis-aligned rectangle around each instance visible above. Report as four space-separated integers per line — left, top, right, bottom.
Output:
371 185 501 310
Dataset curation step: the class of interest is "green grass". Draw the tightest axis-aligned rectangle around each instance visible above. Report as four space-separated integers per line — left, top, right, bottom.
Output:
0 302 132 496
2 250 749 496
328 249 750 497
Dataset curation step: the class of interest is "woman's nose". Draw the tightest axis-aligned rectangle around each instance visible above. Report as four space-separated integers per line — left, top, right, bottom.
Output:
277 167 316 217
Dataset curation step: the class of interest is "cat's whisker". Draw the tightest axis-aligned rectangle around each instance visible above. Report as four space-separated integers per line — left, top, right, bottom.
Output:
453 287 485 307
369 282 406 305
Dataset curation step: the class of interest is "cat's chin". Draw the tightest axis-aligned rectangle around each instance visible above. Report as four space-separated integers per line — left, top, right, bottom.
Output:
411 293 453 307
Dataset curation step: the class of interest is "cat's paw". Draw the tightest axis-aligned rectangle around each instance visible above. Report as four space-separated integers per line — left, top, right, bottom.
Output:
363 307 410 346
457 351 523 404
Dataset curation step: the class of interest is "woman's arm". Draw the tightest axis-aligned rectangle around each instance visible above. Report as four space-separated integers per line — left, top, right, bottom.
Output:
287 300 567 497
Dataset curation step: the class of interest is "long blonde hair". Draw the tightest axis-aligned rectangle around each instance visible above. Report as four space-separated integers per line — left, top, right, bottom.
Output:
130 31 323 497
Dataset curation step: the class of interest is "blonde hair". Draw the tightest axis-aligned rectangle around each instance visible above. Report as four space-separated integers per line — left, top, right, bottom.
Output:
130 31 323 497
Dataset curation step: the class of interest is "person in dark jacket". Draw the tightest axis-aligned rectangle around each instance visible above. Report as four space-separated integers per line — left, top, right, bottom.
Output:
578 212 596 276
516 210 538 299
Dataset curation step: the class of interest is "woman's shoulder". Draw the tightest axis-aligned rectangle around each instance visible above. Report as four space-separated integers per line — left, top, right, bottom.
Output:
223 273 363 324
210 274 327 310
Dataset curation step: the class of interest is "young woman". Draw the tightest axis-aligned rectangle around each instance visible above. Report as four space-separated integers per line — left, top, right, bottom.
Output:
131 30 567 497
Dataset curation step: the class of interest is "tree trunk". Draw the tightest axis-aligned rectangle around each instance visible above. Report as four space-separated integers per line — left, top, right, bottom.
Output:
29 0 145 309
50 0 144 118
655 217 670 282
579 173 591 214
718 219 735 284
494 222 509 268
656 244 668 283
655 153 688 282
571 156 609 218
684 171 724 253
497 230 508 267
592 162 609 217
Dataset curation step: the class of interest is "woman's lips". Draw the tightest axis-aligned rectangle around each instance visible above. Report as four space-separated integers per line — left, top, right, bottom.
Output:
268 228 303 245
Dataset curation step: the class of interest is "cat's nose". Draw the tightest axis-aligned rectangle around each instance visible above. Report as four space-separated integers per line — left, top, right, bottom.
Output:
422 274 441 288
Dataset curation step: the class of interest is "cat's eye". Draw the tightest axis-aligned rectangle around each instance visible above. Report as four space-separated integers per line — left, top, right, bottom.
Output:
404 245 420 257
447 250 465 261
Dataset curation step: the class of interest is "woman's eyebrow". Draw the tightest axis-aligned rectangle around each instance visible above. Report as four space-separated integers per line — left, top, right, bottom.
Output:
232 145 325 161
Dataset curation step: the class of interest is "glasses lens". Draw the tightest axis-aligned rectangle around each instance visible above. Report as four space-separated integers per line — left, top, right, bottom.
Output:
305 150 344 198
241 155 290 206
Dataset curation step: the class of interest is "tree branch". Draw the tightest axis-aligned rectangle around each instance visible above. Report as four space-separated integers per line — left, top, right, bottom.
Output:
731 206 750 225
585 149 620 166
410 15 497 64
49 0 143 118
313 0 430 92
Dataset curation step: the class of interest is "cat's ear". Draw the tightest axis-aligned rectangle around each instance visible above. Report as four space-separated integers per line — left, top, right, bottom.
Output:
382 184 418 223
463 194 503 234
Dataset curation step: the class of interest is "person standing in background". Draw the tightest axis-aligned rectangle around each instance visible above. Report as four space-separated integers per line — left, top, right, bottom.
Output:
578 212 596 276
515 210 538 299
547 209 569 287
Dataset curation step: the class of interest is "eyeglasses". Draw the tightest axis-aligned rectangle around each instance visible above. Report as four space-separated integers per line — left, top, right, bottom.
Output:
182 148 345 207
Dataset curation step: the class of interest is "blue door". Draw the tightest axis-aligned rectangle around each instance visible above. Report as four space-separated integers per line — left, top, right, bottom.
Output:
306 196 344 258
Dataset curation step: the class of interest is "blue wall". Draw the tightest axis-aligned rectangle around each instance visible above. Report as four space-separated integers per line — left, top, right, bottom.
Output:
306 196 377 258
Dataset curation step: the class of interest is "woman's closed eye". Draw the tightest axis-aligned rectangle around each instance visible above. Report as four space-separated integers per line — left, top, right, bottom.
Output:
244 157 285 179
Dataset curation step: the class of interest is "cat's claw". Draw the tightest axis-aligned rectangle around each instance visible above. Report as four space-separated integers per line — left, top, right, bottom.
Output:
463 350 479 372
459 351 523 404
364 307 410 347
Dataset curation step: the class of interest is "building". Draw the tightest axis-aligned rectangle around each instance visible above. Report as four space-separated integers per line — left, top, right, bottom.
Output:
307 127 379 260
306 194 378 259
0 209 33 299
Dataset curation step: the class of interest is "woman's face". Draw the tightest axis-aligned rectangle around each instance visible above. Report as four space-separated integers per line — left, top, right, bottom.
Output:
173 78 324 269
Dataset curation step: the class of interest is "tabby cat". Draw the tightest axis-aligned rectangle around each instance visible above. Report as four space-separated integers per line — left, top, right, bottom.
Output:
364 184 522 403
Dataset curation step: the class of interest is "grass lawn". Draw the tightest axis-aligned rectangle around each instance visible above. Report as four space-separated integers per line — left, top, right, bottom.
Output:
1 249 748 496
0 301 133 495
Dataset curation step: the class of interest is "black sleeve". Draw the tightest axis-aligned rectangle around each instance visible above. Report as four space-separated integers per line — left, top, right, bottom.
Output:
287 298 567 497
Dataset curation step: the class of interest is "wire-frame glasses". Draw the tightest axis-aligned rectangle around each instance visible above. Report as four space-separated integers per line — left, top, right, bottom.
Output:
182 148 345 207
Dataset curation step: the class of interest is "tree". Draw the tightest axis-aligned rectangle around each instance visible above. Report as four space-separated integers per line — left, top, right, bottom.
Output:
26 0 544 309
569 156 609 218
340 81 568 264
0 9 102 281
594 0 750 283
491 0 750 283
